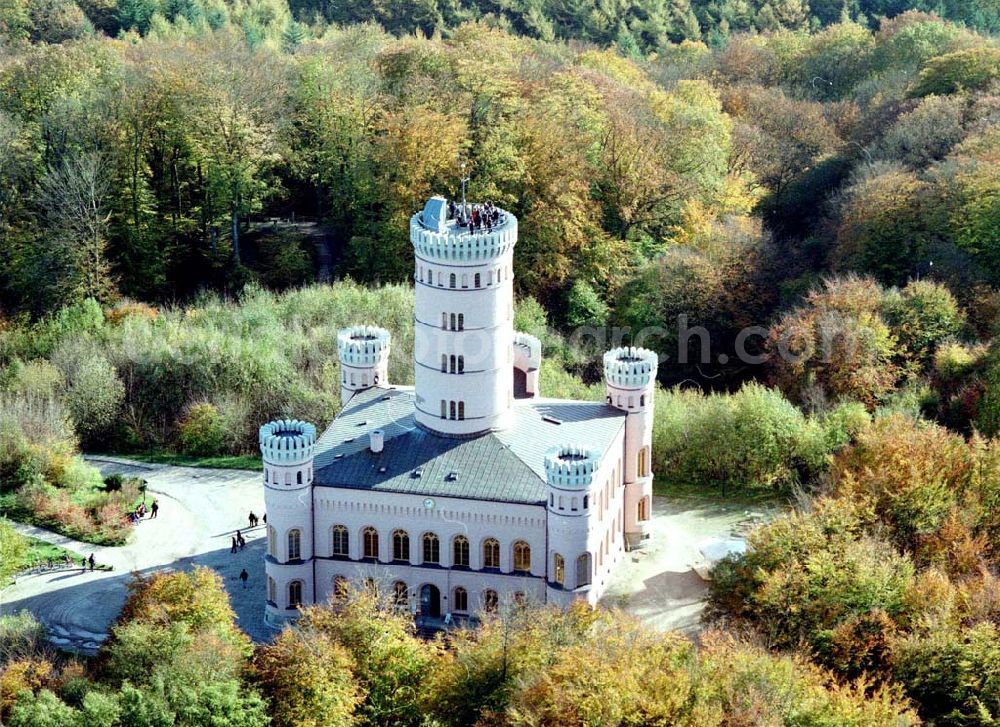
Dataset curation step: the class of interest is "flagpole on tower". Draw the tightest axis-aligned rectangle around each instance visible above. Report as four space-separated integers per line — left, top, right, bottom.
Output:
460 163 469 222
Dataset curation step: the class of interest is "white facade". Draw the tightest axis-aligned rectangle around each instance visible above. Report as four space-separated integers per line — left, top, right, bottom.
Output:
261 198 658 627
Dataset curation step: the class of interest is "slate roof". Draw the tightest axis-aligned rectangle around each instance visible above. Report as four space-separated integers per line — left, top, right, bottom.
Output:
313 387 626 505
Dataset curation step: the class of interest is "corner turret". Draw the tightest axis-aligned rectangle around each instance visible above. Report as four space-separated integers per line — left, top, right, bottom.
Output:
337 325 391 406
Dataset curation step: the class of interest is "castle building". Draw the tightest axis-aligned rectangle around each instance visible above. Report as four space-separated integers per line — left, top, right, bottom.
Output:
260 197 658 625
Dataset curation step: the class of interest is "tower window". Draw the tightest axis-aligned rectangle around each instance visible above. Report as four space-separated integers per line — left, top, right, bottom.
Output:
576 553 592 587
474 273 481 288
450 355 456 374
458 356 464 374
441 354 447 372
287 529 301 561
267 576 276 604
461 274 468 288
457 314 464 331
288 580 303 608
554 553 565 586
441 312 447 329
458 401 465 420
450 313 456 330
450 401 456 420
638 447 648 478
449 273 456 288
440 400 446 419
296 471 302 485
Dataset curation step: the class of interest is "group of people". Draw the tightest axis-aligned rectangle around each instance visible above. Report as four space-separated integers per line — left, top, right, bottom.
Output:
447 200 504 234
231 530 247 553
232 511 264 588
130 499 158 523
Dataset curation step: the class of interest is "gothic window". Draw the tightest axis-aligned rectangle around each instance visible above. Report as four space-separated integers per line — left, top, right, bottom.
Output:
450 355 456 373
392 581 408 606
331 525 349 556
457 314 464 331
422 532 440 564
362 527 379 560
553 554 565 586
449 273 456 288
453 535 469 567
267 576 276 604
392 529 410 562
458 401 465 420
450 313 456 330
453 587 468 612
474 273 481 288
333 576 349 604
296 470 302 485
287 529 301 561
288 580 303 608
513 541 531 573
450 401 456 419
576 553 592 587
482 538 500 569
483 589 498 613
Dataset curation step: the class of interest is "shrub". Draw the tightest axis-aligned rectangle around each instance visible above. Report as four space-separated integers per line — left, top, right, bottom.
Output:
177 402 227 457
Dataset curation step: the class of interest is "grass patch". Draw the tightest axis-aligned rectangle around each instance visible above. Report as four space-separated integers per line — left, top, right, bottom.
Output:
653 477 791 507
93 452 262 471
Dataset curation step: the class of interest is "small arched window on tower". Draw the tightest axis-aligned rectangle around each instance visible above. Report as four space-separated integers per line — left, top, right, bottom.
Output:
474 273 481 288
441 312 447 329
437 272 443 286
285 472 291 485
638 447 648 478
637 498 648 522
267 525 276 557
426 269 432 284
287 529 301 561
576 553 592 588
288 580 303 608
441 354 447 373
458 401 465 420
488 269 494 285
458 356 464 373
553 553 565 586
450 313 456 330
449 401 456 420
457 314 464 331
296 470 302 485
449 355 456 373
461 274 468 288
449 273 456 288
440 400 446 419
640 394 646 407
267 576 276 604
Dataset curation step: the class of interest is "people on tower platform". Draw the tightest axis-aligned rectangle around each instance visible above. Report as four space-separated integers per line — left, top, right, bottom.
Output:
460 201 503 235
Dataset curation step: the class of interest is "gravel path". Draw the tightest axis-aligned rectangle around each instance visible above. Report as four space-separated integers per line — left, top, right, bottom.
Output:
1 457 268 653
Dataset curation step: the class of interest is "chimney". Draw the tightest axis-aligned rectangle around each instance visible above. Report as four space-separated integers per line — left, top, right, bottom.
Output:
369 429 384 453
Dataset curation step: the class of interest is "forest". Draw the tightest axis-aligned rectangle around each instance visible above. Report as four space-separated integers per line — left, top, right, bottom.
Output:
2 0 1000 724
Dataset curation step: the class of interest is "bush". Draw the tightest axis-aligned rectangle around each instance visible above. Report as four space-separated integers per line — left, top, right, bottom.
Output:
177 402 227 457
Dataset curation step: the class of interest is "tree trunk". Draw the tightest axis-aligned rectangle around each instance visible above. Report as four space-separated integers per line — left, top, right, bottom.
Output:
231 201 240 263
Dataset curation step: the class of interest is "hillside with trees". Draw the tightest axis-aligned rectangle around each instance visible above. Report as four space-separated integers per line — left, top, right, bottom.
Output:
3 1 1000 724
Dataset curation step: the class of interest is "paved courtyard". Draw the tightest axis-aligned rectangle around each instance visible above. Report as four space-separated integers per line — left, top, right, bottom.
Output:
2 457 766 651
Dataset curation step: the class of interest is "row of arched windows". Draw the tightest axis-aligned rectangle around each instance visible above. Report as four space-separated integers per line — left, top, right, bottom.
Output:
264 467 311 486
440 355 465 374
441 400 465 420
268 576 303 610
550 552 591 589
343 371 378 387
334 576 506 614
329 526 531 572
441 312 465 331
416 264 513 290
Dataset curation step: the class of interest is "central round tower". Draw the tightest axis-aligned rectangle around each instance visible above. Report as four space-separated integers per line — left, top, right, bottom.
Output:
411 196 517 436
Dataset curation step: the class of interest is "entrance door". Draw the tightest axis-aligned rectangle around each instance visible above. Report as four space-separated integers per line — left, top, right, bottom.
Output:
420 584 441 617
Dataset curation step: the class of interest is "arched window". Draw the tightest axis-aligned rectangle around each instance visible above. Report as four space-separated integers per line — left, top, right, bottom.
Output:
513 541 531 573
422 532 440 564
640 394 646 407
392 581 408 606
638 447 648 477
638 498 648 522
441 354 447 372
349 373 355 386
450 355 456 373
333 576 349 604
482 538 500 569
461 274 468 288
576 553 592 587
263 468 268 483
362 527 379 560
437 272 443 286
285 472 291 485
331 525 349 556
453 535 470 567
483 589 498 613
267 576 276 604
296 470 302 485
392 530 410 562
440 400 446 419
288 580 303 608
287 529 301 561
458 401 465 420
583 495 588 509
457 356 464 373
441 312 447 329
474 273 481 288
513 592 526 606
457 314 464 331
453 586 468 612
450 401 456 419
450 313 457 330
554 554 565 586
267 525 276 557
488 270 494 285
449 273 456 288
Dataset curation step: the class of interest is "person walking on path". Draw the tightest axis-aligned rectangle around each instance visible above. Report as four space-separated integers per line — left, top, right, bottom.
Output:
231 536 238 553
248 511 256 528
150 500 159 519
262 513 266 525
239 569 249 589
237 533 246 551
88 554 95 571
